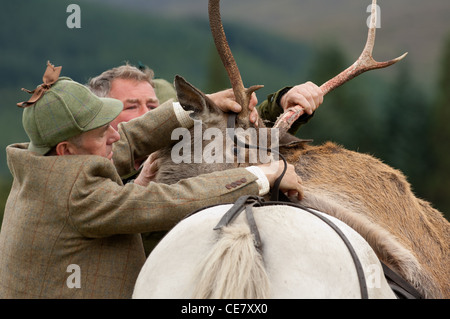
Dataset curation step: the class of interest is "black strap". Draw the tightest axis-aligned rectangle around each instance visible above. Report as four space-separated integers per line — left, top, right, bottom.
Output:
381 262 423 299
213 195 260 230
262 200 369 299
214 196 369 299
214 195 263 250
227 112 287 201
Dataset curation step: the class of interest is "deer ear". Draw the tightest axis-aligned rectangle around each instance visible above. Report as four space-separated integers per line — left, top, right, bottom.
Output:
174 75 220 121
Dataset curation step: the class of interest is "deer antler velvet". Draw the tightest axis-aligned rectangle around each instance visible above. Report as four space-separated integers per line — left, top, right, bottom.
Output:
208 0 407 134
208 0 263 122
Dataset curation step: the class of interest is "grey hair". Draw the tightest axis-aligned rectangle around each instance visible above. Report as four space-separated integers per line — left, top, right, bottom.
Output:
87 63 155 97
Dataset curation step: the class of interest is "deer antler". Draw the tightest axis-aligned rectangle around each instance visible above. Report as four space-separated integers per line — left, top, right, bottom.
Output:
208 0 263 121
321 0 408 94
274 0 408 133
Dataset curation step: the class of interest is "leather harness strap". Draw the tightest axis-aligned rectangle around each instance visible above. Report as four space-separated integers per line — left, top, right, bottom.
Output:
226 113 286 201
212 196 424 299
217 111 423 299
381 262 423 299
214 195 369 299
214 195 263 250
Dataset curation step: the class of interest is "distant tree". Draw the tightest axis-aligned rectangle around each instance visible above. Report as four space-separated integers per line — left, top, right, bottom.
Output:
299 43 377 154
428 35 450 218
381 62 432 199
204 44 231 93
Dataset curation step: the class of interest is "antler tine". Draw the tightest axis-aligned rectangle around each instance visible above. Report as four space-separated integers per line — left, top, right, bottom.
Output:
274 0 407 135
320 0 408 95
208 0 263 119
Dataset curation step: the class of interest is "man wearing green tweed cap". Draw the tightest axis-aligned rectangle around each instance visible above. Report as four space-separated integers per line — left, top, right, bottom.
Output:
22 79 122 156
0 61 304 298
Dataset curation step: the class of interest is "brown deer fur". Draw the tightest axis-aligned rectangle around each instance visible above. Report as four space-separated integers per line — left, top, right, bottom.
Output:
155 77 450 299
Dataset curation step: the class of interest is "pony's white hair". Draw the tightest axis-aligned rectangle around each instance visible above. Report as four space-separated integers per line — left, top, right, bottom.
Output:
191 221 270 299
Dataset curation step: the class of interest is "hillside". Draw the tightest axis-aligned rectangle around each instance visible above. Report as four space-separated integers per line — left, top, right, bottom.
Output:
0 0 311 175
92 0 450 92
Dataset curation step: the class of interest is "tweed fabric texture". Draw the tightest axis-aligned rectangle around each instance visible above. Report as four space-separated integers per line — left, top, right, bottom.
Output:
153 78 177 104
23 78 123 155
0 102 259 298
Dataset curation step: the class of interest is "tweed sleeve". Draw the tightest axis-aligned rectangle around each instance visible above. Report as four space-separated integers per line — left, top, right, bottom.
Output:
68 157 260 238
112 100 185 177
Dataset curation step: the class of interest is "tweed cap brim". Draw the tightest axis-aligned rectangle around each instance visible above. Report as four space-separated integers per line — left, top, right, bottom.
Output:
28 97 123 155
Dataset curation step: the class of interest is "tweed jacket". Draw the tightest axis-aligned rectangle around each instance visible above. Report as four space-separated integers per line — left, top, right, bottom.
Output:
0 101 260 299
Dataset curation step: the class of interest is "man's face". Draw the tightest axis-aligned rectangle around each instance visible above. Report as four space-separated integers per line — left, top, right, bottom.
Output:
108 78 159 130
69 124 120 160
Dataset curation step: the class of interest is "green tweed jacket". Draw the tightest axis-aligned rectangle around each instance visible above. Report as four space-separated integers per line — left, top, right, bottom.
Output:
0 101 259 299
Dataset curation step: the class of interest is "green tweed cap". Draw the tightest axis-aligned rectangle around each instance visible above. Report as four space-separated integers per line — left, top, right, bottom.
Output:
153 78 177 103
22 77 123 155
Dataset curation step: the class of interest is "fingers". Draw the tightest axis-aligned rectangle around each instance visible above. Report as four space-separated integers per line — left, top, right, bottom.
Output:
146 157 160 176
208 89 259 125
249 107 259 126
227 101 243 114
279 163 304 200
249 92 258 110
208 89 242 113
280 82 324 115
249 92 259 125
293 175 304 200
257 161 304 200
304 81 324 110
139 152 160 181
219 92 243 113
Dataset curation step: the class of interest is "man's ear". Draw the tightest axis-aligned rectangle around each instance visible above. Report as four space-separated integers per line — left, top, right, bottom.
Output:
174 75 221 121
55 141 77 156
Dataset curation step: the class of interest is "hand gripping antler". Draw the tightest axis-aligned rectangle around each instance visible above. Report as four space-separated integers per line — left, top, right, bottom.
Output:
274 0 408 133
208 0 264 121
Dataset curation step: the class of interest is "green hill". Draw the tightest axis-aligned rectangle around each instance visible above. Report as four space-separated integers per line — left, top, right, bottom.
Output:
94 0 450 93
0 0 311 175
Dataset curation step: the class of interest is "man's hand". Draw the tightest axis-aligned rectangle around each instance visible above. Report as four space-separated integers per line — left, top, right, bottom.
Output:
207 89 259 126
280 82 324 116
134 152 160 187
257 160 304 200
